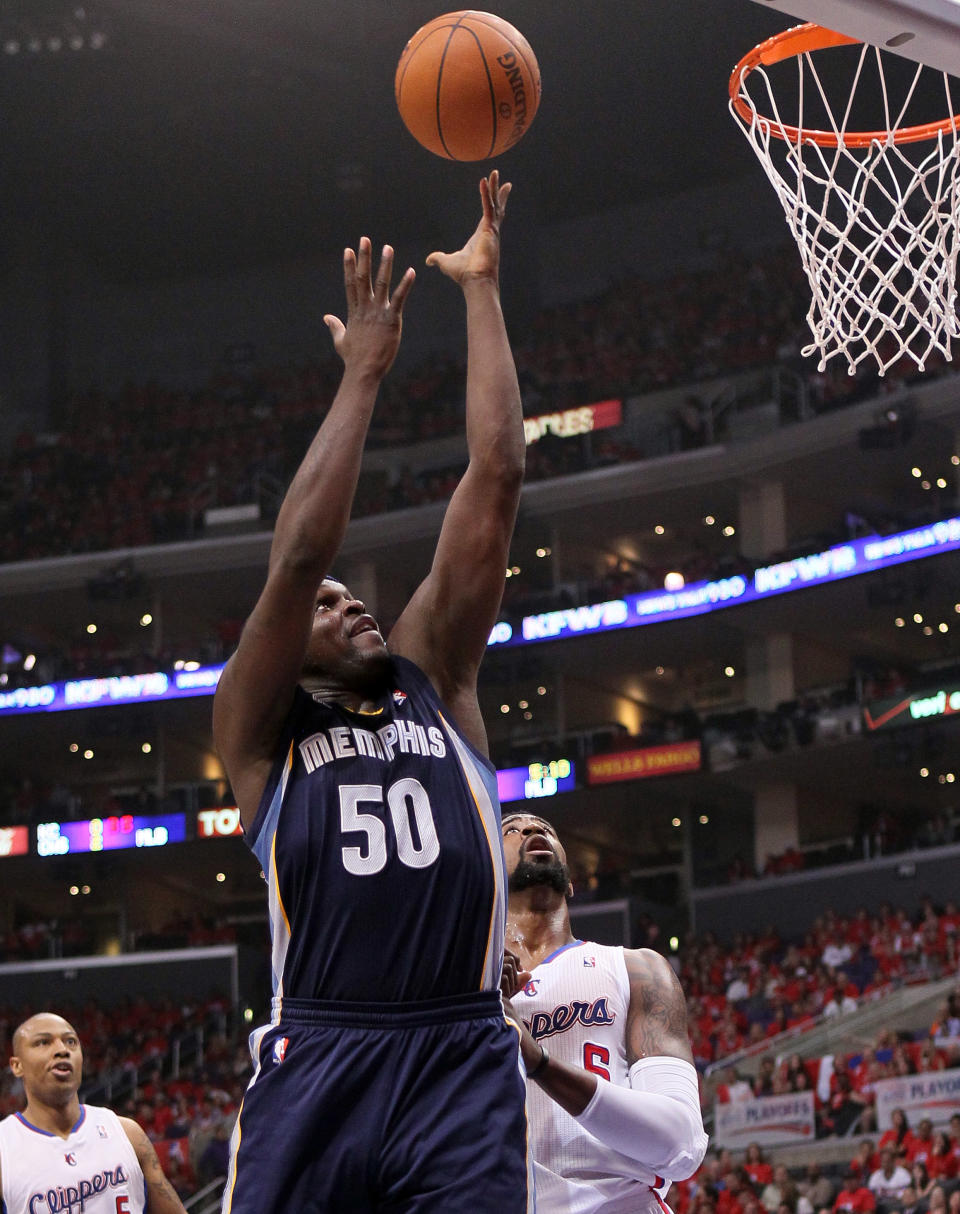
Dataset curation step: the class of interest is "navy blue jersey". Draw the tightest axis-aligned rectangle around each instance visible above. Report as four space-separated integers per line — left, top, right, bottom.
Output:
246 656 507 1004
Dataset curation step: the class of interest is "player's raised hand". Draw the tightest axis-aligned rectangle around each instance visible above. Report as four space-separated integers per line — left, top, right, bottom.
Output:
426 170 511 286
324 238 415 379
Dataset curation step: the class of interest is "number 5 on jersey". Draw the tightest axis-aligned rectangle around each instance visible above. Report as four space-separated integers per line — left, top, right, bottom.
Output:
339 780 440 875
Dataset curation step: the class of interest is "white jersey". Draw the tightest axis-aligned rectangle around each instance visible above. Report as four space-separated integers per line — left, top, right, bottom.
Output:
0 1104 145 1214
516 940 671 1214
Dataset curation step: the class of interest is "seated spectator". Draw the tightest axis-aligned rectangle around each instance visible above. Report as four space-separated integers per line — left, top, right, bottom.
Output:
832 1169 876 1214
878 1107 916 1160
717 1067 753 1105
927 1131 958 1181
761 1164 797 1213
949 1113 960 1166
798 1162 835 1212
744 1143 774 1188
823 985 859 1018
867 1147 912 1200
909 1162 936 1202
198 1119 232 1185
726 965 753 1003
929 1186 948 1214
910 1119 936 1166
718 1169 753 1214
851 1140 880 1180
823 1074 870 1137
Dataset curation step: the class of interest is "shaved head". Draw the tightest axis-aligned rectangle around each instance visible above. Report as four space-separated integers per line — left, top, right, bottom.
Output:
12 1012 77 1054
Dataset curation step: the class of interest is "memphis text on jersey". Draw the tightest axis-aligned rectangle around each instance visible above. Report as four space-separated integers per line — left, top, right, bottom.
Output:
298 721 447 773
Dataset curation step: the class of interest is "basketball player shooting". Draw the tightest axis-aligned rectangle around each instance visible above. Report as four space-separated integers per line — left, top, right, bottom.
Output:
0 1012 188 1213
212 172 532 1213
502 813 708 1214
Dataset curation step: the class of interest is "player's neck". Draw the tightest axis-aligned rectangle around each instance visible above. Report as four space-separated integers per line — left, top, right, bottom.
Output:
23 1094 82 1138
507 893 574 968
302 678 383 715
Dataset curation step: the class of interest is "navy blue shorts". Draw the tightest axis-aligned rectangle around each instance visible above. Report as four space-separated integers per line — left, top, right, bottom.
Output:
222 991 532 1213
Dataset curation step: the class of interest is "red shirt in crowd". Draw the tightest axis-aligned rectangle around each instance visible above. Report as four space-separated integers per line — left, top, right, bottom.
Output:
833 1186 876 1214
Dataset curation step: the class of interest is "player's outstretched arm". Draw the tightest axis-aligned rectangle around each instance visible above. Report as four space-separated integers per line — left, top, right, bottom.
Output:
119 1117 189 1213
506 948 707 1180
388 171 524 755
213 243 414 826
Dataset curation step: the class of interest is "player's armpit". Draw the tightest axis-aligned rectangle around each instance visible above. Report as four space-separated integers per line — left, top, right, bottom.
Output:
624 947 696 1065
119 1118 189 1214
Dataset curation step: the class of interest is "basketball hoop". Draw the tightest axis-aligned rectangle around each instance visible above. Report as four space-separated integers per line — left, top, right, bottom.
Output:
729 23 960 375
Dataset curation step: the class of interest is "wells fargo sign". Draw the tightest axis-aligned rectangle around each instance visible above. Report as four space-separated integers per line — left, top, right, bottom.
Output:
587 740 701 785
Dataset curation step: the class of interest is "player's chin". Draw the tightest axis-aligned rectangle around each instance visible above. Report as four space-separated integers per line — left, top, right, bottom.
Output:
353 641 393 684
351 628 386 652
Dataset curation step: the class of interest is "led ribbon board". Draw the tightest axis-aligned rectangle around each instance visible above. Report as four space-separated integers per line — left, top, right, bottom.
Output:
0 825 29 857
36 812 186 856
1 517 959 717
497 760 575 802
863 682 960 731
488 515 960 648
0 666 223 717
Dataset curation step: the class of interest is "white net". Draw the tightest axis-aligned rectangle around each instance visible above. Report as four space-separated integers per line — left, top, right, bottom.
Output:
730 31 960 376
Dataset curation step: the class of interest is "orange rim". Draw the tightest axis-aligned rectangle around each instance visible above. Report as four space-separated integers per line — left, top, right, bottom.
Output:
729 22 960 147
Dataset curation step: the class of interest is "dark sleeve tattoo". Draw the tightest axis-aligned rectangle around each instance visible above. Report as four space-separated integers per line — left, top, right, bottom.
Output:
625 949 695 1065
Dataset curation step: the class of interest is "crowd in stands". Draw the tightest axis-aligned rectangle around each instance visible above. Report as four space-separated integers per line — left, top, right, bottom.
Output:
678 900 960 1072
0 909 237 964
0 241 955 566
673 1121 960 1214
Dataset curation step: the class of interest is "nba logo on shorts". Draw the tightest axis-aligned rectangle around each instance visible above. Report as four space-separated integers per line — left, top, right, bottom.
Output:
64 1152 78 1166
273 1036 289 1065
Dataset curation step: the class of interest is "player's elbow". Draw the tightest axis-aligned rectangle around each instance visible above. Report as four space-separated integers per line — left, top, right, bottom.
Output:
656 1120 710 1181
575 1055 709 1180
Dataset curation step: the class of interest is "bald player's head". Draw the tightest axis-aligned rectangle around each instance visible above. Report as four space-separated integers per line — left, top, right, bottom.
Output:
12 1011 76 1052
9 1012 82 1107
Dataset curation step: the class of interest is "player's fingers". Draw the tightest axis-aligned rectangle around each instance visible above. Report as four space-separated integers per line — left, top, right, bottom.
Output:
479 175 494 224
342 248 357 312
323 314 346 347
424 251 445 269
498 180 512 215
390 267 416 312
375 245 394 304
356 236 372 298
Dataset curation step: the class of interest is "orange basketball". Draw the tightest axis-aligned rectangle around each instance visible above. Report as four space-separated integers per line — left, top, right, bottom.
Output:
395 11 541 161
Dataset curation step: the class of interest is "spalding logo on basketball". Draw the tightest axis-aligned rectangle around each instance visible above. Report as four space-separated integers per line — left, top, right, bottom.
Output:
395 11 542 161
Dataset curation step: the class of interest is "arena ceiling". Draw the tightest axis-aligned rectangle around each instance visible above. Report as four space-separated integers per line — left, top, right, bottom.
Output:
0 0 789 282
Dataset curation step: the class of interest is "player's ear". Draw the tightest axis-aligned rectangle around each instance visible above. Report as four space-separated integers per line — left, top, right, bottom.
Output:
566 880 574 900
9 1055 22 1077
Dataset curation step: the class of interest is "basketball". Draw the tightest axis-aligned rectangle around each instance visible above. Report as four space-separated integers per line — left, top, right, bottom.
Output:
395 11 541 161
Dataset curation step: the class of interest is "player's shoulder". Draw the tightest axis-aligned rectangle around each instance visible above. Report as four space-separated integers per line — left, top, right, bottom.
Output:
623 947 682 988
115 1114 149 1151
